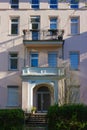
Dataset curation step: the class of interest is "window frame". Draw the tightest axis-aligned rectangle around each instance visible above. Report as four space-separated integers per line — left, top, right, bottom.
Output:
31 0 39 9
50 17 58 30
10 17 19 35
49 0 58 9
49 17 58 38
30 52 38 67
48 51 58 67
30 16 40 40
70 0 79 9
70 17 79 35
7 86 19 107
9 52 18 71
10 0 19 9
69 51 79 70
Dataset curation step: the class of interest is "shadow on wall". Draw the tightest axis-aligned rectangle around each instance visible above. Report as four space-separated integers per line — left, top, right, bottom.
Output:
64 31 87 104
0 35 24 108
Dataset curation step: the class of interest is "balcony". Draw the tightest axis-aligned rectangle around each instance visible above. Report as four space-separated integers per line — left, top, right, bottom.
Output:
22 67 65 77
23 29 64 47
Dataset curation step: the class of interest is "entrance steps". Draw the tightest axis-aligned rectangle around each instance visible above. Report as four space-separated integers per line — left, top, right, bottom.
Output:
25 113 48 129
25 127 47 130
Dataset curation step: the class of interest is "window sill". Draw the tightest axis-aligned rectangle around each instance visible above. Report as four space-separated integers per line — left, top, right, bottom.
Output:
68 33 80 36
8 34 19 36
8 69 19 71
70 69 80 71
6 105 20 108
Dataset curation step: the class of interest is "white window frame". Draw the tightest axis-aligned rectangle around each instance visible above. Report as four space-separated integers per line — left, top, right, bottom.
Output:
50 17 58 29
48 52 58 67
10 0 19 9
31 0 39 9
70 0 79 9
7 86 19 107
10 17 19 35
69 51 79 70
9 52 18 70
30 52 38 67
30 16 40 40
30 16 40 30
70 17 79 35
49 0 58 9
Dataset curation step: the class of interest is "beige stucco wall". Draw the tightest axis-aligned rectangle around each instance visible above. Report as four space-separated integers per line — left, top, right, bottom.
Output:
22 80 29 110
0 1 87 108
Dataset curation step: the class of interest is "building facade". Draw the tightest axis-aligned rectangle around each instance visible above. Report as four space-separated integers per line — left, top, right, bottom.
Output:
0 0 87 112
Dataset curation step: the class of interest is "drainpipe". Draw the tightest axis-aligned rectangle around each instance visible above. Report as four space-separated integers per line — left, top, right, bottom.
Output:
62 40 65 60
24 46 26 67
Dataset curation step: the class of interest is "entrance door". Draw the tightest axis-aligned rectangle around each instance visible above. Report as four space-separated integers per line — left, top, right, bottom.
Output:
37 86 51 112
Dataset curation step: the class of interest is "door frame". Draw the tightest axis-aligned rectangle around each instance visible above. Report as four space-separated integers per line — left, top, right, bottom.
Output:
36 88 51 112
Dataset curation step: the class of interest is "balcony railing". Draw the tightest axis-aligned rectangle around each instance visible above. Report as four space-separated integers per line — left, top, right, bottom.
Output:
23 29 64 41
22 67 65 77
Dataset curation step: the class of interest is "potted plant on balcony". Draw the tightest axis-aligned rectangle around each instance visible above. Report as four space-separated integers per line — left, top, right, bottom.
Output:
31 106 37 114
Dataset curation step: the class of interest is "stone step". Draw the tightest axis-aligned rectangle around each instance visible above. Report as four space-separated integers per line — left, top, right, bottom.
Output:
25 126 47 130
25 113 48 127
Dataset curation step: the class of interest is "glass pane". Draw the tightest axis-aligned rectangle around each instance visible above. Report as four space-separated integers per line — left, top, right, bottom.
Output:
50 24 57 29
50 18 57 22
32 24 39 29
50 18 57 29
31 17 40 22
32 0 39 9
48 53 57 67
32 31 39 40
71 24 78 34
8 87 18 106
37 94 41 111
31 59 38 67
32 0 39 4
71 0 78 8
32 5 39 9
37 86 49 92
12 0 19 4
50 0 57 4
10 59 18 69
71 18 78 34
12 19 18 22
43 94 50 111
70 53 79 69
10 54 18 57
71 18 78 22
50 0 57 8
50 5 57 8
11 24 18 34
31 53 38 57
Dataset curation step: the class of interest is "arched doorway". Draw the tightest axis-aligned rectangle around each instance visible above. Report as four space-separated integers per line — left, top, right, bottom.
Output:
37 86 51 112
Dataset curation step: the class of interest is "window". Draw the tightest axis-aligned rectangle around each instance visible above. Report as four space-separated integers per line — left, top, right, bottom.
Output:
31 16 40 40
50 17 57 29
70 0 79 9
31 0 39 9
11 18 19 35
70 52 79 70
11 0 19 9
71 18 79 35
9 53 18 70
30 53 38 67
48 52 57 67
50 17 57 36
7 86 19 106
49 0 58 9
